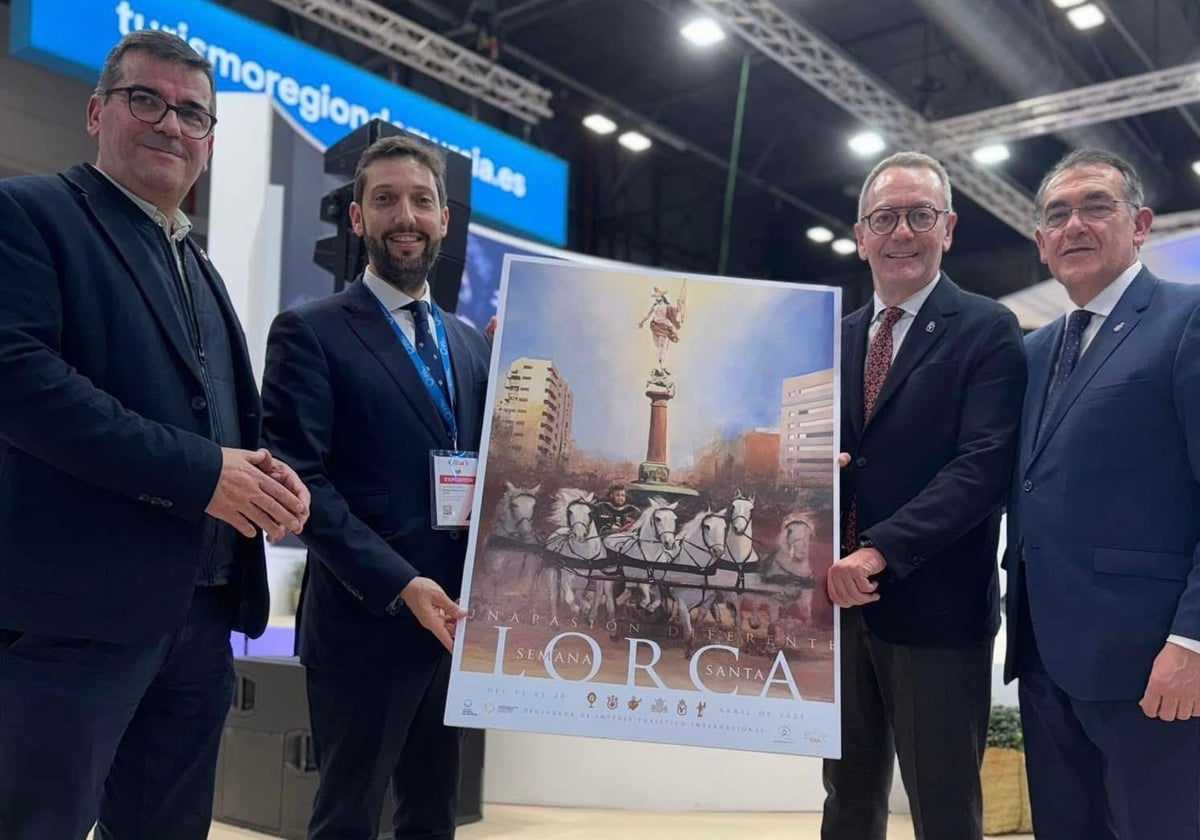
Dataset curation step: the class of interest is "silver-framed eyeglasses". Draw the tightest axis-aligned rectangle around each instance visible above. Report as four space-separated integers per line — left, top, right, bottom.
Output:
860 205 949 236
103 86 217 140
1038 198 1137 231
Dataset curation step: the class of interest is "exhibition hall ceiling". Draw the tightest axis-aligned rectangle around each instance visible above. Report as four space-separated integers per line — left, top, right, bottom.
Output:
218 0 1200 299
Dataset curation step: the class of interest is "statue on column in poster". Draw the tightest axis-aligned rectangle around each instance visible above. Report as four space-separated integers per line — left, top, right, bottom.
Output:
638 284 686 379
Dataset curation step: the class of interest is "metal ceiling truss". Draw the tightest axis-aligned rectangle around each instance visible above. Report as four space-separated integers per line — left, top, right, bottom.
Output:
691 0 1200 238
263 0 554 123
932 63 1200 150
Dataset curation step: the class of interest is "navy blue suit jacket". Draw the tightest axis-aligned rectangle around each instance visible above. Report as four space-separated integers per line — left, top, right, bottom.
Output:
0 164 269 643
1004 268 1200 700
841 274 1027 646
261 279 491 672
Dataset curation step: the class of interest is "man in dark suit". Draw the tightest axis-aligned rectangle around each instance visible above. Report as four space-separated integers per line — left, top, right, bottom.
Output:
822 152 1026 840
1004 148 1200 840
261 135 491 840
0 31 310 840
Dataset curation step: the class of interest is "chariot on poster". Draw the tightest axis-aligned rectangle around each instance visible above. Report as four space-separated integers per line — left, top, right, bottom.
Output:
446 257 842 757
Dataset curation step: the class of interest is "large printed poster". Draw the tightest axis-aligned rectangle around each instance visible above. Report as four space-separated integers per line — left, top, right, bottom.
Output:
446 257 842 757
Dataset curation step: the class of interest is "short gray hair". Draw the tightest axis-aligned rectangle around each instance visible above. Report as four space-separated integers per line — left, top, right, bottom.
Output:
1034 148 1145 215
96 30 215 108
857 151 953 218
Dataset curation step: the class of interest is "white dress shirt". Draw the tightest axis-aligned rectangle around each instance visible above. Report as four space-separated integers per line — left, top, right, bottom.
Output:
1055 261 1199 654
362 268 430 348
867 273 941 363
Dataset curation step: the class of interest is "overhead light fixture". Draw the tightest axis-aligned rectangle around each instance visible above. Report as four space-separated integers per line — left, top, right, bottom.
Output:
831 238 857 255
1067 4 1106 29
1050 0 1086 8
806 226 835 244
848 131 886 157
972 143 1011 165
681 16 725 47
618 131 653 152
582 113 617 135
1191 160 1200 177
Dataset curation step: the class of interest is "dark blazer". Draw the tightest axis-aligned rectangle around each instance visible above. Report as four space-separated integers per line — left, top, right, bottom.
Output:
0 164 269 643
261 278 491 672
841 274 1027 646
1004 268 1200 700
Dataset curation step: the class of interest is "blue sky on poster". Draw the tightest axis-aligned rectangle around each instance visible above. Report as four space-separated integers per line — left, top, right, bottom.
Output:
495 258 836 466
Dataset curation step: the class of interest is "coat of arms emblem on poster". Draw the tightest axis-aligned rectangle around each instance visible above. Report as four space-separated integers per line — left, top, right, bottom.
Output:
447 256 842 757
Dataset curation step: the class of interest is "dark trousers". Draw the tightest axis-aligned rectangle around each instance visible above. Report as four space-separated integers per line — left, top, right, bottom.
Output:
0 586 236 840
822 608 992 840
1015 579 1200 840
307 654 460 840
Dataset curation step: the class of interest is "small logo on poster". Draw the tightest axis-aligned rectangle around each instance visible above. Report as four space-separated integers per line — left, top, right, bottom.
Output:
628 696 641 711
651 698 668 714
484 703 495 714
676 700 688 716
586 691 597 709
696 701 707 718
775 724 793 743
607 695 620 710
461 699 477 717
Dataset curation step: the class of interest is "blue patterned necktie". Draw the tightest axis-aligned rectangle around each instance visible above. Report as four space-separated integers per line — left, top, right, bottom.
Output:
403 300 451 407
1048 309 1094 398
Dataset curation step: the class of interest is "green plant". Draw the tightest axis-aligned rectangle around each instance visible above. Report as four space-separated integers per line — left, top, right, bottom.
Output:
987 704 1023 751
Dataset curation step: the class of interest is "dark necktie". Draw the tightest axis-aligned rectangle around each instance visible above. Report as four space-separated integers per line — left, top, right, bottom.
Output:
1048 309 1094 398
1036 308 1092 443
403 300 452 407
844 306 906 552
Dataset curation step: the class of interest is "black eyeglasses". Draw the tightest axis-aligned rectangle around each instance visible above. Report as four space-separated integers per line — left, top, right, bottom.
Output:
860 205 949 236
1038 198 1138 231
102 86 217 140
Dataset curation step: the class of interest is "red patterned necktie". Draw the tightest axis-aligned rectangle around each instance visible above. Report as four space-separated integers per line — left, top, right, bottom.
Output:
844 306 905 553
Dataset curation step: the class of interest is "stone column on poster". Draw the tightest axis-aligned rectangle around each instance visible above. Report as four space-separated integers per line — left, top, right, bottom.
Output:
629 369 698 500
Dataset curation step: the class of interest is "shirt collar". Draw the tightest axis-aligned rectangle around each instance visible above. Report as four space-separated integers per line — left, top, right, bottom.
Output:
93 165 192 242
362 266 429 313
1078 261 1142 318
872 272 940 322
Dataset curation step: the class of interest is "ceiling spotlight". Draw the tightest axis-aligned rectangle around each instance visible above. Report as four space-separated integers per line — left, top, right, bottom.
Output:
1067 3 1106 29
1191 160 1200 177
972 144 1011 165
831 238 857 255
618 131 653 152
848 131 886 157
681 16 725 47
582 113 617 135
1050 0 1086 8
806 226 835 244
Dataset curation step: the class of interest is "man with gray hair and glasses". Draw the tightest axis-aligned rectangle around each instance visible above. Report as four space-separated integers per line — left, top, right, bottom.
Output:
1003 148 1200 839
0 30 309 839
824 151 1026 840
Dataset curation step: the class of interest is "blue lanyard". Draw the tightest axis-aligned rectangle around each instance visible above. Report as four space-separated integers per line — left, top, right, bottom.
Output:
370 292 459 448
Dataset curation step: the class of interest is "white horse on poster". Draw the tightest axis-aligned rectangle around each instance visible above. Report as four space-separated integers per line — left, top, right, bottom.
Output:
545 489 615 625
661 508 735 656
737 511 819 641
604 497 680 615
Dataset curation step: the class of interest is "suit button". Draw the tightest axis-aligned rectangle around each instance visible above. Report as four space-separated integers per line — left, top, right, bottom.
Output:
137 493 151 503
1022 479 1033 492
191 396 208 411
855 456 868 468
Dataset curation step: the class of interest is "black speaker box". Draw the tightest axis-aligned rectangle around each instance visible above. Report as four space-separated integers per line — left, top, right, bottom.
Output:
213 657 483 838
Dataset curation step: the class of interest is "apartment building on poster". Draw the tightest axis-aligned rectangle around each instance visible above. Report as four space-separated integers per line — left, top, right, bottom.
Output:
493 358 574 469
779 368 835 484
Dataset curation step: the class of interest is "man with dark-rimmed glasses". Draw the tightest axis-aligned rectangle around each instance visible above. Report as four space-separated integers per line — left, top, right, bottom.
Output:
1003 148 1200 840
822 151 1026 840
0 30 309 839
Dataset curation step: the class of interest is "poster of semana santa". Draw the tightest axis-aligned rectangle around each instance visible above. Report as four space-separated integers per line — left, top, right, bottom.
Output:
445 256 842 757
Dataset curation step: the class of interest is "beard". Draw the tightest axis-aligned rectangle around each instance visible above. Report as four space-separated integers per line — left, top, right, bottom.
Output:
363 225 442 296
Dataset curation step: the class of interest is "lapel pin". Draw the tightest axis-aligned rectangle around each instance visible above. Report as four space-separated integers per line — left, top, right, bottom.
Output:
1113 322 1125 332
925 321 936 333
